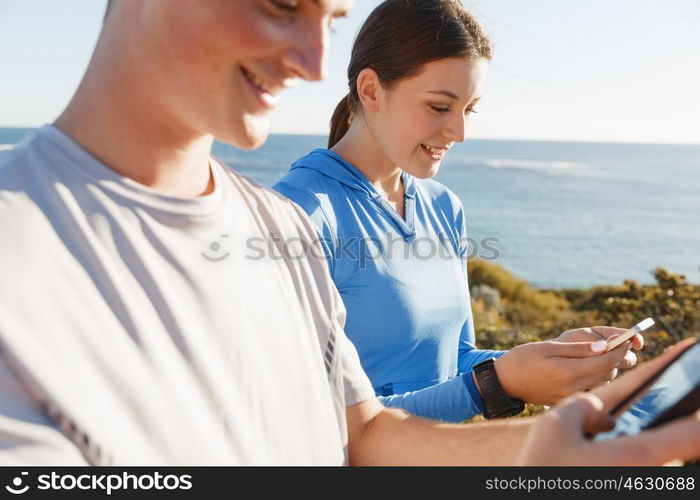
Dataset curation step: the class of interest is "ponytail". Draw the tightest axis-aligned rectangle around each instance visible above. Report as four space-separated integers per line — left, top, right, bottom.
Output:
328 94 354 148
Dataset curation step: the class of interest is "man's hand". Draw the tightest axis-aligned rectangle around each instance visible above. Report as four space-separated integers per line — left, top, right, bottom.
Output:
517 340 700 466
494 338 630 406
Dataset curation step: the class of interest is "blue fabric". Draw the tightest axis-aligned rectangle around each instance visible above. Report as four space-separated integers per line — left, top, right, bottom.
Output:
274 149 505 422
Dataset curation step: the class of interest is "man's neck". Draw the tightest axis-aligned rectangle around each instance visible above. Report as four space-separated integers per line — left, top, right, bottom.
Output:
54 19 214 198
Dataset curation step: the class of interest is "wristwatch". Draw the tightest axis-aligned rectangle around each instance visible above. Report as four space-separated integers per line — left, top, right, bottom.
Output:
472 358 525 419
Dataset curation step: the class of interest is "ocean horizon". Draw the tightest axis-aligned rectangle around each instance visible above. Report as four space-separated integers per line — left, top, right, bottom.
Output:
3 126 699 289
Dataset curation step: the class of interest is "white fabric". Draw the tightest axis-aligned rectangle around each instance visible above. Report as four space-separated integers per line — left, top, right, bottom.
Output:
0 126 374 465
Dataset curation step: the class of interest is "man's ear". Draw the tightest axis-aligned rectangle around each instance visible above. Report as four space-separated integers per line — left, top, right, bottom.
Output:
356 68 382 113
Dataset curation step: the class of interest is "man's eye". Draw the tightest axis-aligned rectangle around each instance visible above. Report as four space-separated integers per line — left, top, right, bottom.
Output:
430 106 450 113
329 12 347 35
269 0 298 13
329 19 338 35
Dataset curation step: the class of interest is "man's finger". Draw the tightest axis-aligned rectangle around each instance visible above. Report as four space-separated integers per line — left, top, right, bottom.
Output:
592 410 700 465
592 340 696 410
550 393 605 435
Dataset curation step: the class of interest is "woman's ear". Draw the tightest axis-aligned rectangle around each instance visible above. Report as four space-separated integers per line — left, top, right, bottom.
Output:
356 68 382 113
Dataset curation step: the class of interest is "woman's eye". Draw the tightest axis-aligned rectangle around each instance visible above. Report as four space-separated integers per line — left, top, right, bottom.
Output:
466 108 478 115
430 106 450 114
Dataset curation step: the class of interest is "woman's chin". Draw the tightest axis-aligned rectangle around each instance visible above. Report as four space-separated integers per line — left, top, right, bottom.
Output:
408 163 441 179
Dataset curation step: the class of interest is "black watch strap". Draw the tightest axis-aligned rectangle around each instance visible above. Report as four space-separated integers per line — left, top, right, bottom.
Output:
473 359 525 419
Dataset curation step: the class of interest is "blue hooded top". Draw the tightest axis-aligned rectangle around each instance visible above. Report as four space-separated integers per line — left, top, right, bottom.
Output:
274 148 505 422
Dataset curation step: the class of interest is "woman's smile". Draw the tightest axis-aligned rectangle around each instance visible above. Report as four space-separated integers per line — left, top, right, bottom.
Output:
420 143 450 161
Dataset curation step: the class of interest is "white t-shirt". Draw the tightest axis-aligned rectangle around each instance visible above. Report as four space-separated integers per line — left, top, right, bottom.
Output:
0 125 375 465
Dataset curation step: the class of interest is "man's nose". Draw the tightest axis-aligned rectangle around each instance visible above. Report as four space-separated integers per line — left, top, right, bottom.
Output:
282 22 328 82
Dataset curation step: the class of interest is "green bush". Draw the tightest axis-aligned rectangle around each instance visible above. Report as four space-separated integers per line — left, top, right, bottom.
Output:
468 259 568 336
469 260 699 358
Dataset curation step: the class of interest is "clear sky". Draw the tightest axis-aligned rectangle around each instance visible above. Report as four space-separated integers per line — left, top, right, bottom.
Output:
1 0 698 144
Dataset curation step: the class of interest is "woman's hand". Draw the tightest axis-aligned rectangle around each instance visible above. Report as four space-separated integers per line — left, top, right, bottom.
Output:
493 337 631 406
517 340 700 465
557 326 644 370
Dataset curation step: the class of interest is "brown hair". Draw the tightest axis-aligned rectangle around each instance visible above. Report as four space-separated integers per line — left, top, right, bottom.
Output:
328 0 492 148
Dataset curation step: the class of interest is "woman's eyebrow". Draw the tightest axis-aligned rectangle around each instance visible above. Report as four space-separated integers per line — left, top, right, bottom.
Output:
426 90 482 105
426 89 461 100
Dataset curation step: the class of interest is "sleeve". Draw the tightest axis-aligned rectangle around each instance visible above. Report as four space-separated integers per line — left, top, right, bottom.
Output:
337 327 376 406
454 320 507 421
0 353 88 465
324 271 375 407
273 181 337 277
377 294 504 422
378 373 484 423
280 190 375 409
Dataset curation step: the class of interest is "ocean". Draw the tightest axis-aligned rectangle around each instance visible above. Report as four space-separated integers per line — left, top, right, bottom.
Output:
2 127 699 289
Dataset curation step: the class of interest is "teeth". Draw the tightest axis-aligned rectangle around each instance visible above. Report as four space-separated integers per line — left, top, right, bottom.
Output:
423 144 446 154
244 68 275 96
252 74 270 94
281 77 300 88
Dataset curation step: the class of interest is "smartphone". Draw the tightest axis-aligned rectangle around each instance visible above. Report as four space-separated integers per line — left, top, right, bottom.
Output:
605 317 655 352
596 340 700 440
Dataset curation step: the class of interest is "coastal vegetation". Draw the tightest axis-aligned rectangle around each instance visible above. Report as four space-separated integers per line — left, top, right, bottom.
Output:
470 259 699 358
468 259 700 422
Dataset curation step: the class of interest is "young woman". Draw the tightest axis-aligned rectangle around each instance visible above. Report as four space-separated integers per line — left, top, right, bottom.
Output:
274 0 641 422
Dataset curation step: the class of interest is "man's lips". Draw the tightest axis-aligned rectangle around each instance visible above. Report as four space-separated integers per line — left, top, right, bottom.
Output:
240 66 298 98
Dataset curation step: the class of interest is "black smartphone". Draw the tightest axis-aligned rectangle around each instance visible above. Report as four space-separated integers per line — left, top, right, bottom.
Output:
596 340 700 440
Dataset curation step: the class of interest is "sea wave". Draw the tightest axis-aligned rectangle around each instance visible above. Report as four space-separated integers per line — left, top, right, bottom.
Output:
0 144 14 151
483 158 583 175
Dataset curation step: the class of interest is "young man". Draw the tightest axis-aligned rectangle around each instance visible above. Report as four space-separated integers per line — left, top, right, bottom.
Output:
0 0 697 465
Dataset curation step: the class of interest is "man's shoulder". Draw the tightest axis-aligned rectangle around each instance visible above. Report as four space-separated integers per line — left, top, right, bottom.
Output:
0 135 50 221
219 160 302 211
0 133 79 264
217 160 320 237
0 135 39 187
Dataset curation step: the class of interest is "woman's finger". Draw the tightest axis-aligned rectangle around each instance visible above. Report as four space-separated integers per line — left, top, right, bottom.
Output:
568 369 619 394
617 348 638 370
631 333 644 351
590 326 629 340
